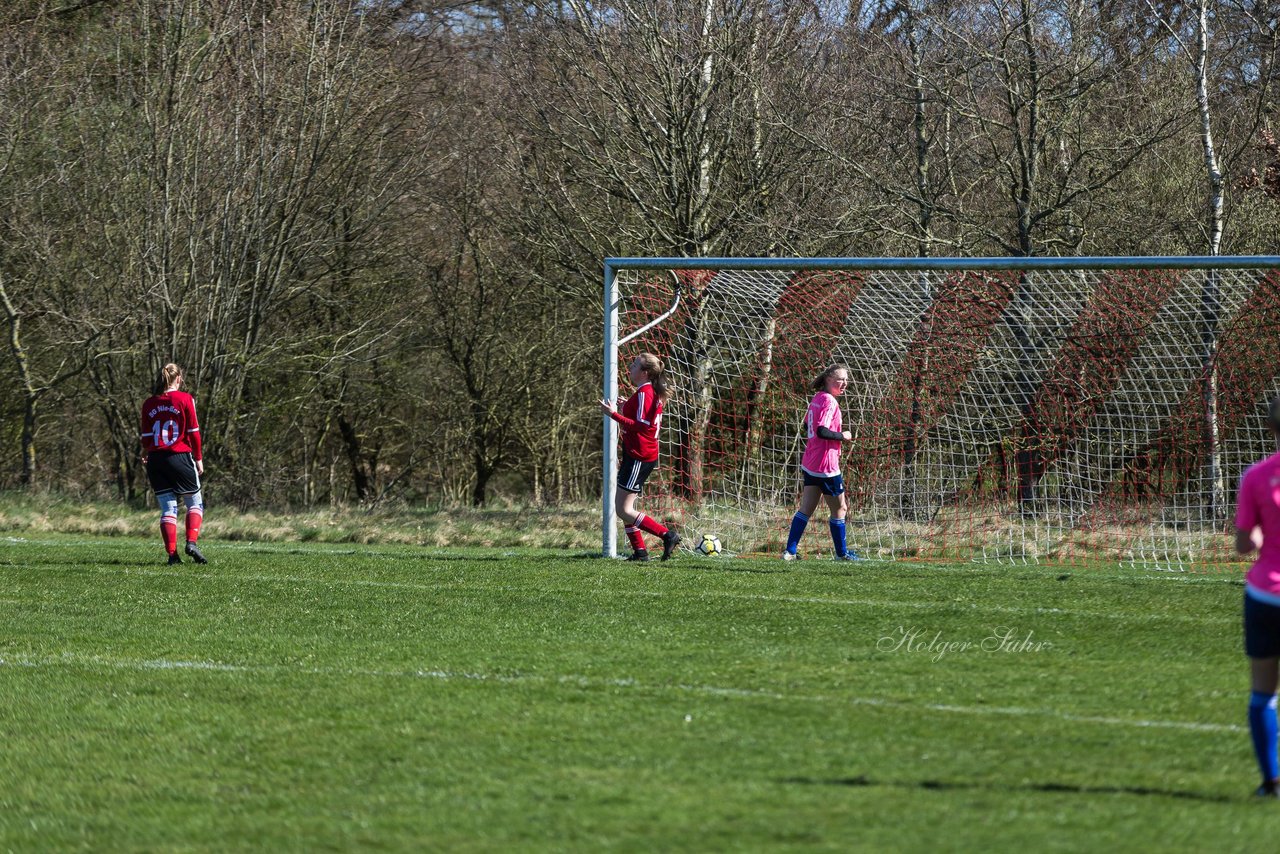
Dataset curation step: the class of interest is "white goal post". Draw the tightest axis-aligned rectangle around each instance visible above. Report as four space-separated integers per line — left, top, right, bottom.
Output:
603 256 1280 569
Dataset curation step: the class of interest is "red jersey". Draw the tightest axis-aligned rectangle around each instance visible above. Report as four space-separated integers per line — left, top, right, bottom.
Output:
609 382 663 462
140 390 203 460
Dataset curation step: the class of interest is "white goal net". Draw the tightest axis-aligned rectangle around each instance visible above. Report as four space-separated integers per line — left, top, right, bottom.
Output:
603 258 1280 569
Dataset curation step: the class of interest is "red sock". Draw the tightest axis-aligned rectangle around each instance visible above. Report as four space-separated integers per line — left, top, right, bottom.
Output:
635 514 668 538
185 508 203 544
161 519 178 555
625 526 647 552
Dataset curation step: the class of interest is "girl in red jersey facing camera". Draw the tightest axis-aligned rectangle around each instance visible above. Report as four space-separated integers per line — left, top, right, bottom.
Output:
140 363 208 565
600 353 680 562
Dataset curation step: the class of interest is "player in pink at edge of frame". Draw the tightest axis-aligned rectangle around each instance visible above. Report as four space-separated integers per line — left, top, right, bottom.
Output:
140 362 209 566
1234 395 1280 798
783 364 859 562
600 352 681 562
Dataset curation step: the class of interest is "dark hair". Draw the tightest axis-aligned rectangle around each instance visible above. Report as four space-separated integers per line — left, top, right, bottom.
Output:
810 364 850 393
1268 396 1280 431
635 352 668 400
154 363 183 396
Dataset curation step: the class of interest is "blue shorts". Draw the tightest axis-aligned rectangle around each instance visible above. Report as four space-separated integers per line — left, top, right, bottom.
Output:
1245 589 1280 658
802 471 845 497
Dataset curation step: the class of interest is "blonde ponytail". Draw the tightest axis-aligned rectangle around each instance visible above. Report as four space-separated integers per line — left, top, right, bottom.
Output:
636 352 668 400
154 363 183 395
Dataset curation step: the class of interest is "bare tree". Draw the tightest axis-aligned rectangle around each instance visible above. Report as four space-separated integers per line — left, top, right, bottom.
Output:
49 1 426 499
504 1 843 498
0 6 100 488
927 0 1185 510
3 0 1280 511
1147 0 1278 520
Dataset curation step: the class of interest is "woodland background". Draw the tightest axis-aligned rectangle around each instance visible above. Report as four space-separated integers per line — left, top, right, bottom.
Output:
1 0 1278 509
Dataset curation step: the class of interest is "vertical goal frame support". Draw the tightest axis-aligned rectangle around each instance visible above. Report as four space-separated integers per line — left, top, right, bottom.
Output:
602 263 682 557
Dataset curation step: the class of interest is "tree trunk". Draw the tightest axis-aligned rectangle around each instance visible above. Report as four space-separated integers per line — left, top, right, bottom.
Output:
0 280 37 487
338 414 374 502
472 453 492 507
673 302 714 500
1194 0 1226 524
743 315 776 473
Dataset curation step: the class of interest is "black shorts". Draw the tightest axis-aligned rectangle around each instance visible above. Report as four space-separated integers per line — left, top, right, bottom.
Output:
618 453 657 494
1245 590 1280 658
147 451 201 497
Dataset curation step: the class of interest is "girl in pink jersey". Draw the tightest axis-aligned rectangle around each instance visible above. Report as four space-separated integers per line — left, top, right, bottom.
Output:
600 353 681 562
1235 396 1280 797
783 365 857 561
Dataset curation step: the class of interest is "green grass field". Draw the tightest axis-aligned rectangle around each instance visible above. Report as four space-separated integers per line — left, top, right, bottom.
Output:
0 533 1271 851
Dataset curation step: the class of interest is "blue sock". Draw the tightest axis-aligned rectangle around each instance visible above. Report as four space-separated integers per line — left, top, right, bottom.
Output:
786 512 809 554
1249 691 1280 783
829 518 848 556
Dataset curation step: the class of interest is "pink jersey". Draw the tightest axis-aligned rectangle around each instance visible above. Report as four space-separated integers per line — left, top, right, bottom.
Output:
801 391 842 477
1236 451 1280 595
140 390 203 460
609 382 662 462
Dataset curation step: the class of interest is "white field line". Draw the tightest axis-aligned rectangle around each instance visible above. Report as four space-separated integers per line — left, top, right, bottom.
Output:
0 651 1241 734
1 536 1244 582
8 560 1233 626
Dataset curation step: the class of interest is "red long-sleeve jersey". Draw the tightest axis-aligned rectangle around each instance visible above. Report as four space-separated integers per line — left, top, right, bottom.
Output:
140 390 203 460
609 382 662 462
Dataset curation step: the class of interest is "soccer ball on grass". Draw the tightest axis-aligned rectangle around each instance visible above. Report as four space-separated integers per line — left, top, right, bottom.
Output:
696 533 723 556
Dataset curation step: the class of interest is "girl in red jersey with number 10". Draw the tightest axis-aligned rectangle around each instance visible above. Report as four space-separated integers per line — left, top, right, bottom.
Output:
600 352 681 562
140 363 208 565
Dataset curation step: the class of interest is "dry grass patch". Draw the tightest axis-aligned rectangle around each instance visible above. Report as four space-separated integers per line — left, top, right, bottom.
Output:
0 491 600 550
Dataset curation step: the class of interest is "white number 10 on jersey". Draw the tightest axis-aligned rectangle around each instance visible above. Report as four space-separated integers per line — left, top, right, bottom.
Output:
151 420 181 448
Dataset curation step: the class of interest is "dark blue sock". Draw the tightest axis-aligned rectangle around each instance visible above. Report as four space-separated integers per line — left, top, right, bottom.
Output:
829 518 848 556
786 512 809 554
1249 691 1280 783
